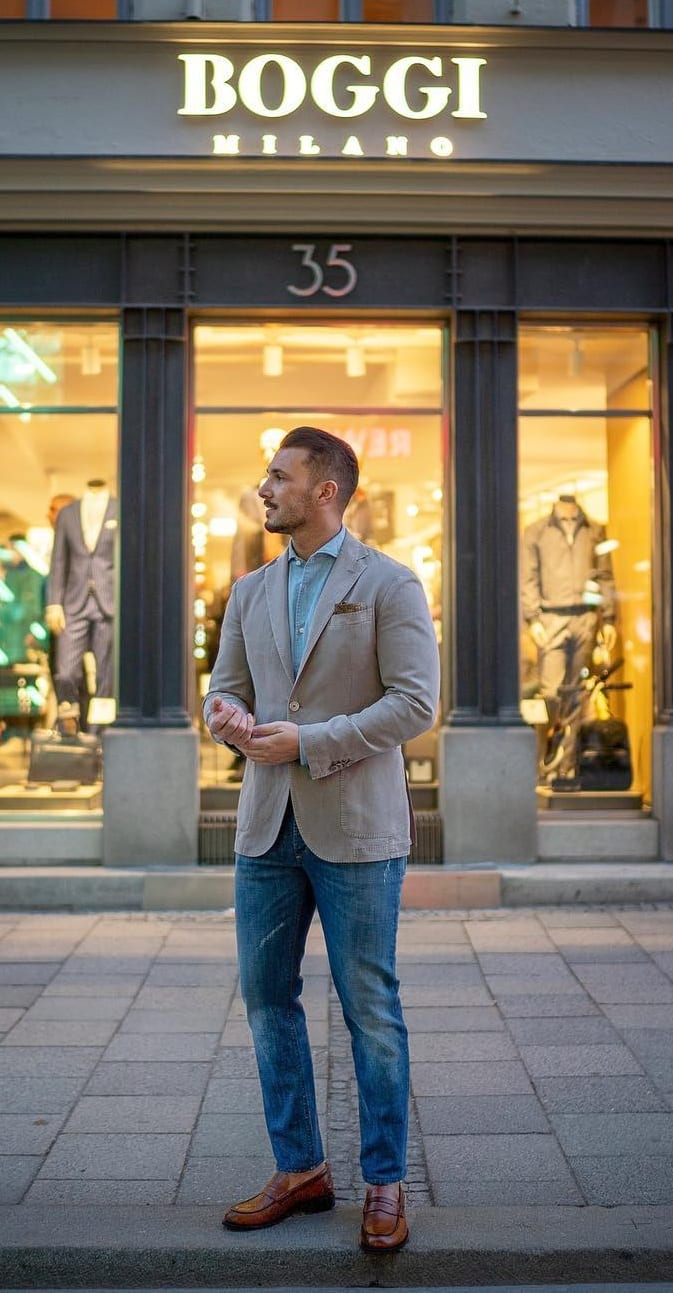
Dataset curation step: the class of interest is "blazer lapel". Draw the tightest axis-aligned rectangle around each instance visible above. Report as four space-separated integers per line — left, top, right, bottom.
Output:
295 536 367 683
264 551 294 685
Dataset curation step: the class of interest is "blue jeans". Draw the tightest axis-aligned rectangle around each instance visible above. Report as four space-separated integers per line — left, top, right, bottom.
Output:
234 806 409 1185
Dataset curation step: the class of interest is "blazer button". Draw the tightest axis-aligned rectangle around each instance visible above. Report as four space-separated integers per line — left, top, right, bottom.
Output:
288 700 300 712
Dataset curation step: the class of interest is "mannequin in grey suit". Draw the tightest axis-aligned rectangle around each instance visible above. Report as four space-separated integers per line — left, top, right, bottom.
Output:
204 427 440 1252
46 479 117 713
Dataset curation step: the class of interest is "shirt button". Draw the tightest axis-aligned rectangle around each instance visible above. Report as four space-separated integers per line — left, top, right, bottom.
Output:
288 700 300 712
298 626 304 634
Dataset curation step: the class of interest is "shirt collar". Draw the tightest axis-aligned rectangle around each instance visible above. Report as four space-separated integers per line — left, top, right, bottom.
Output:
288 526 346 565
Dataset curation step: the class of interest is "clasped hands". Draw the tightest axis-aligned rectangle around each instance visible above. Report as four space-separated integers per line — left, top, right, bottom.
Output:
208 698 299 765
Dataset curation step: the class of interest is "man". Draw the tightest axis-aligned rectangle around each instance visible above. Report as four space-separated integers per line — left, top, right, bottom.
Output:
204 426 439 1253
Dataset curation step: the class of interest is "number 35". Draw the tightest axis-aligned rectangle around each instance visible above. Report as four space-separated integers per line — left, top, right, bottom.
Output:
287 243 358 299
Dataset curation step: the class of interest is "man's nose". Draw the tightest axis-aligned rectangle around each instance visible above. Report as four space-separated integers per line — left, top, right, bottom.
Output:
258 478 271 499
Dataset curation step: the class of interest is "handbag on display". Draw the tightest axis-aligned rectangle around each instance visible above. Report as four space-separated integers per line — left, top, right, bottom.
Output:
576 717 632 792
27 727 102 786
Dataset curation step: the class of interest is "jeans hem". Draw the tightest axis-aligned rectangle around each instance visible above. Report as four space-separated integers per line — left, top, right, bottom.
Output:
276 1158 326 1174
363 1175 406 1186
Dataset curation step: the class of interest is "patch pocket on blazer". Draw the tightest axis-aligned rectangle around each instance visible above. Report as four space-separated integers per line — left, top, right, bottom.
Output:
339 752 405 839
327 606 374 628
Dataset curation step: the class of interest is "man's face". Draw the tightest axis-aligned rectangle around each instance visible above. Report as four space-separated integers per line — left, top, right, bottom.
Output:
258 447 319 534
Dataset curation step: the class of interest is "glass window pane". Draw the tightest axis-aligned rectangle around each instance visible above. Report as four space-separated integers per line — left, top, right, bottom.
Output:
271 0 339 16
50 0 118 14
0 323 119 815
518 325 653 808
193 322 443 796
0 322 118 409
589 0 648 25
362 0 434 18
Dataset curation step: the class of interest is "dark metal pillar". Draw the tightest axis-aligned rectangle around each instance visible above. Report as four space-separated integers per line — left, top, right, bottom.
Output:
116 306 191 729
450 308 522 727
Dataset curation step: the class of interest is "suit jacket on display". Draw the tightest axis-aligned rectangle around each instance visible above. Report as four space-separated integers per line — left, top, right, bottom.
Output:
204 530 441 864
47 497 117 619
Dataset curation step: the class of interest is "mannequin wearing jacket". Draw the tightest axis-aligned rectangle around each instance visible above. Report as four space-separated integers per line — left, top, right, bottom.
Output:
46 479 116 712
521 495 617 778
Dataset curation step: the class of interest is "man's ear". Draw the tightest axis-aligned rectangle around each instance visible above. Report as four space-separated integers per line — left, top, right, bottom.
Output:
317 479 339 504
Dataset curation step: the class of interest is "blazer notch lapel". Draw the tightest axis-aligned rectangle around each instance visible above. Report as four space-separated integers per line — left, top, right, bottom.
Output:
264 555 294 684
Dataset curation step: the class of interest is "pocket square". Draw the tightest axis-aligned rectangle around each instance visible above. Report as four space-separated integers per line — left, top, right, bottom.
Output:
334 601 367 614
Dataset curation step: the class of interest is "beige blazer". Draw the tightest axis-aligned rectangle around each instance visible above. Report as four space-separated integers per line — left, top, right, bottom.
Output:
204 530 440 863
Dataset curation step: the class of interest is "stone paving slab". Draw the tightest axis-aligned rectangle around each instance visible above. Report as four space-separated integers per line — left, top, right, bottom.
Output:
2 904 673 1272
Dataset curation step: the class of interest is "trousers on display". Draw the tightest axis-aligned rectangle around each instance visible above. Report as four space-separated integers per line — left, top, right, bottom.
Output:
53 595 114 708
537 610 598 777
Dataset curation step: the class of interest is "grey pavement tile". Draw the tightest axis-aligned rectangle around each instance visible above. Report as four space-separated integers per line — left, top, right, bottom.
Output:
57 956 155 977
423 1132 573 1182
0 1009 24 1032
0 1155 43 1203
519 1043 643 1078
571 962 673 1003
144 964 238 987
535 1075 669 1114
570 1154 673 1205
1 1018 119 1048
616 1029 673 1091
539 910 620 927
398 948 476 965
221 1019 328 1047
397 922 470 945
653 951 673 979
120 1009 227 1034
484 974 584 998
64 1095 202 1134
83 1061 211 1097
42 976 144 997
201 1077 326 1115
0 1047 103 1076
495 993 599 1017
411 1060 533 1097
0 1113 64 1154
403 1006 504 1032
398 963 486 986
25 997 130 1021
24 1177 177 1204
465 921 555 953
432 1178 584 1205
545 927 639 950
37 1132 190 1180
190 1112 269 1156
400 985 494 1008
102 1032 219 1062
133 986 234 1011
0 986 43 1007
211 1047 260 1080
177 1153 274 1204
555 946 648 965
0 1076 87 1114
550 1111 673 1157
409 1032 518 1062
600 1003 673 1029
506 1016 620 1045
475 954 571 977
414 1093 549 1135
0 963 60 985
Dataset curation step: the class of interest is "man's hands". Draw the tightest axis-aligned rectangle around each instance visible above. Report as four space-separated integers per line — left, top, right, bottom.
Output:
46 605 66 635
207 699 299 765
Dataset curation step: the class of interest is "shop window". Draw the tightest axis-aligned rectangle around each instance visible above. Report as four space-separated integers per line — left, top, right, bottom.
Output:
268 0 339 16
518 325 653 809
0 322 119 815
361 0 434 18
589 0 649 24
50 0 117 13
192 322 443 802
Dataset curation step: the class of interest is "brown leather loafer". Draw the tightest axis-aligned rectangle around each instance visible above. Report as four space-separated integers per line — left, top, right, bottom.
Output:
223 1162 335 1231
360 1182 408 1252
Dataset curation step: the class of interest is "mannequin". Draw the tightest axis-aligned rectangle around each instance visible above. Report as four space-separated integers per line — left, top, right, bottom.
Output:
522 494 617 779
46 479 116 716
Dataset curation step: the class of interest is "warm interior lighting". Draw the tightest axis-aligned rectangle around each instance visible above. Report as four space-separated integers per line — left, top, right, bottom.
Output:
3 328 57 385
346 343 366 379
263 343 284 378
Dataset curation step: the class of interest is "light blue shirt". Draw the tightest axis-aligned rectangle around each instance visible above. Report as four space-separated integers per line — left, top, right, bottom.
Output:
287 527 346 676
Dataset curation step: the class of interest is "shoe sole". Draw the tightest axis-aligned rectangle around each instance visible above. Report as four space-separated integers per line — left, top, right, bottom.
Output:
223 1193 335 1231
360 1226 409 1253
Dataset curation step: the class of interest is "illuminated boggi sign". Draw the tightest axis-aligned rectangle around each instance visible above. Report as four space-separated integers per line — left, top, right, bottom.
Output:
177 51 488 160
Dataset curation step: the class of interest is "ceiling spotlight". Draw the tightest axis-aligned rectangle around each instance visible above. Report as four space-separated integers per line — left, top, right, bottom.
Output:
263 344 283 378
346 344 366 379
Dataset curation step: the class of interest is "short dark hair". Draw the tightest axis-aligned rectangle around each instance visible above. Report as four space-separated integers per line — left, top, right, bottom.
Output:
280 426 359 510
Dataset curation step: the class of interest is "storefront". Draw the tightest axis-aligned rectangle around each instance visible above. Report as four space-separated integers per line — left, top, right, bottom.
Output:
1 20 673 866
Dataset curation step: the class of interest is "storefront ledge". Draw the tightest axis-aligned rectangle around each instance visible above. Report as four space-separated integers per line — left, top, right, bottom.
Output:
402 866 501 909
0 818 102 866
502 861 673 906
538 814 660 861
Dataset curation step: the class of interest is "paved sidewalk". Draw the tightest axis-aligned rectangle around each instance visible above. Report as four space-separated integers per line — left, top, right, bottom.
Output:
2 904 673 1285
